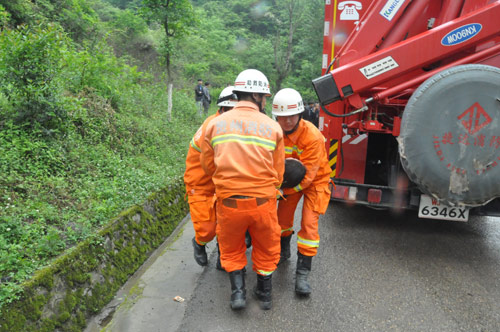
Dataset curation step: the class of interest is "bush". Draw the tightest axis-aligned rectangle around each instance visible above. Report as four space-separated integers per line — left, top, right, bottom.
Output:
0 5 10 29
0 23 73 133
0 73 201 312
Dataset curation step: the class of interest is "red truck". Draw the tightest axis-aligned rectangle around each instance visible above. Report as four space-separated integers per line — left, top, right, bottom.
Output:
312 0 500 222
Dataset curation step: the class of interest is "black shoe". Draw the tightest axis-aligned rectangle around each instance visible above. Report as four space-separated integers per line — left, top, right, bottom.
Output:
253 274 272 310
278 235 292 265
192 237 208 266
295 252 312 296
229 270 246 310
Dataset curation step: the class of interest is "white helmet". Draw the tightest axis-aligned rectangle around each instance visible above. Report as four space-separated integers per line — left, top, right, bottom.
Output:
271 88 305 116
217 86 238 107
233 69 271 96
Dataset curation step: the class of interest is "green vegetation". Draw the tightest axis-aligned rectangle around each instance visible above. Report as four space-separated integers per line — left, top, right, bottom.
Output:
0 0 324 311
0 184 188 332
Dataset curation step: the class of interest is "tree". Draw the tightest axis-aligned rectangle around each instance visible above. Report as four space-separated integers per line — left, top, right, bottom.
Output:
140 0 195 120
268 0 306 92
285 0 324 101
0 5 10 29
0 23 71 132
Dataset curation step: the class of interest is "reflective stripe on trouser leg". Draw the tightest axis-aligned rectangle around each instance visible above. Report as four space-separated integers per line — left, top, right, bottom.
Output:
297 208 320 256
217 198 280 274
189 195 216 245
297 190 321 256
277 192 303 237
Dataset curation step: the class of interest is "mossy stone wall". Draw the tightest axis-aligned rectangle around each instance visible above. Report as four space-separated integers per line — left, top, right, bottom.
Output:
0 177 188 332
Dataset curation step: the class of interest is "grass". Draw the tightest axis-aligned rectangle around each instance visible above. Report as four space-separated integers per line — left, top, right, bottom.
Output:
0 83 210 310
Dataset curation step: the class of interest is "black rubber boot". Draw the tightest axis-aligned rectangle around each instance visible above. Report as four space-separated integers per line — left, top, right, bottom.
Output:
216 242 223 271
192 237 207 266
245 231 252 248
295 252 312 296
278 235 292 264
229 270 246 310
253 274 272 310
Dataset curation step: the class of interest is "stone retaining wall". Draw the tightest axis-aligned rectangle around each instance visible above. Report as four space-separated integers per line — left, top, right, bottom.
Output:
0 177 188 332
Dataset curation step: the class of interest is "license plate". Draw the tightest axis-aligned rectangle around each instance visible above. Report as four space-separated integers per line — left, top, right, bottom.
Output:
418 195 469 222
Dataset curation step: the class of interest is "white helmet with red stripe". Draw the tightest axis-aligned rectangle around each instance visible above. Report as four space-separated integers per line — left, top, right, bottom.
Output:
217 86 238 107
233 69 271 96
271 88 305 116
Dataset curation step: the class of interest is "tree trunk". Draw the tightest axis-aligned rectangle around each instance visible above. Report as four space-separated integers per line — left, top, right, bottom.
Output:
275 75 284 92
166 51 172 121
167 83 173 122
273 2 298 92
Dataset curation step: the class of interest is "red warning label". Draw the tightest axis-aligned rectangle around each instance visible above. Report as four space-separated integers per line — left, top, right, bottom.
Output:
457 102 492 135
431 102 499 176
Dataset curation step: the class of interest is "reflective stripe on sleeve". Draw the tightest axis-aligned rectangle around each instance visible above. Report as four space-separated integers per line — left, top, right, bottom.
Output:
281 227 294 234
284 145 303 156
190 137 201 152
211 134 277 150
297 235 319 248
293 184 303 192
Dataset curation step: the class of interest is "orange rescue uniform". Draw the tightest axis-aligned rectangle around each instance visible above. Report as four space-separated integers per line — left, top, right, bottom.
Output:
184 111 220 245
201 101 285 275
278 119 332 256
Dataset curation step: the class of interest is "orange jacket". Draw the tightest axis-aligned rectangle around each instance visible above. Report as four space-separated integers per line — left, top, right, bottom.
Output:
201 101 285 199
282 119 332 196
184 111 220 196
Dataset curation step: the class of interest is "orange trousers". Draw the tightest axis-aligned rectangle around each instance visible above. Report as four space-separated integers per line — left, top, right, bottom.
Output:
188 194 216 245
216 197 281 275
278 185 330 256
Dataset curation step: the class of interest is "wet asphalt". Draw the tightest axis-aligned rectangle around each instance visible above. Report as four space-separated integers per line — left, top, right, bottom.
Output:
86 200 500 332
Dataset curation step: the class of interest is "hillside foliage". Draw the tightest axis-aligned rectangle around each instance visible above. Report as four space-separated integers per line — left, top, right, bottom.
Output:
0 0 324 310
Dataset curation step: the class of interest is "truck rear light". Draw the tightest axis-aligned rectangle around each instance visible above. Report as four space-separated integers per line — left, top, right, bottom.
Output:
367 189 382 203
331 185 348 200
348 186 358 201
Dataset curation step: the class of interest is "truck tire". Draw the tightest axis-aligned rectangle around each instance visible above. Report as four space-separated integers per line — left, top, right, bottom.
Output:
399 64 500 207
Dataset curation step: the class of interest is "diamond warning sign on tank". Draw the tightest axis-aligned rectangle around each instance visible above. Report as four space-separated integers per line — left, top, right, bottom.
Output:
457 102 491 135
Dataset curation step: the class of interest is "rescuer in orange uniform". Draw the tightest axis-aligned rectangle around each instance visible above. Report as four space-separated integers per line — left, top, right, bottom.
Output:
201 69 284 310
184 86 238 268
272 88 332 296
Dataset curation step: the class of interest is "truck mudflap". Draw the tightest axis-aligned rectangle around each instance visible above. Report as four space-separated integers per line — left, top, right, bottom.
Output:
329 180 500 218
399 64 500 207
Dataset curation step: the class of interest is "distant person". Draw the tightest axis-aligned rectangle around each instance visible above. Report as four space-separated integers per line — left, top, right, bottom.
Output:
195 79 204 117
202 82 212 117
272 88 332 297
304 101 315 118
303 100 319 128
312 102 320 128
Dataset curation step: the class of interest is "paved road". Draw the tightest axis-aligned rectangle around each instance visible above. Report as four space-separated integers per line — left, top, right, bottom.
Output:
86 201 500 332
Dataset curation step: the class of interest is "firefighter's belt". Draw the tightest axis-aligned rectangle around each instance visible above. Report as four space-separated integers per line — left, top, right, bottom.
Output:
222 196 268 208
